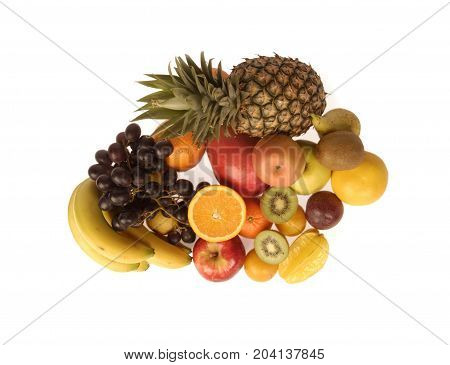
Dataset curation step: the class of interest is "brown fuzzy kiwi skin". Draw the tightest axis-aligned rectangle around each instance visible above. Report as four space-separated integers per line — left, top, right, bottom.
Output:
315 131 364 171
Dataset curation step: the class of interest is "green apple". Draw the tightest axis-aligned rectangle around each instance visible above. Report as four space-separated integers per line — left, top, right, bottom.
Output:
291 140 331 195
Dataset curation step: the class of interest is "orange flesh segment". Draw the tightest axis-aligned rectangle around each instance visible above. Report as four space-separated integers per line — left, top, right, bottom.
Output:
190 187 245 241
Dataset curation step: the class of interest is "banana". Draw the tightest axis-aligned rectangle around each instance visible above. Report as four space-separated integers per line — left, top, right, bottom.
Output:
68 185 147 272
136 261 150 272
103 210 192 269
71 179 154 264
123 225 192 269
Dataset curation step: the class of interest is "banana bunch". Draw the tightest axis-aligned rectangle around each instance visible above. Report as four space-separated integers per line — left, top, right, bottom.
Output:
68 179 191 272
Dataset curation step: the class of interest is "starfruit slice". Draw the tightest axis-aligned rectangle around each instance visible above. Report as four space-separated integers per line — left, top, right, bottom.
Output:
279 229 329 283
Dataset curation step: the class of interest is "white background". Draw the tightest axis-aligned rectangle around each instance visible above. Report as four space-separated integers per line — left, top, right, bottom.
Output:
1 0 449 363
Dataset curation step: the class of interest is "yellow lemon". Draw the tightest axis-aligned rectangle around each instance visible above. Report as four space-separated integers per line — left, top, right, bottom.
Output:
331 152 388 206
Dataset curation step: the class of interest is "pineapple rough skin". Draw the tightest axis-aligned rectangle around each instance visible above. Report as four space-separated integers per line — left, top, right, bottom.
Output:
231 55 326 138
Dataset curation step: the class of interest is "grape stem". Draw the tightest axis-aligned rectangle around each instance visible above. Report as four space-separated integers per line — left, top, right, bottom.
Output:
140 205 186 226
128 185 189 225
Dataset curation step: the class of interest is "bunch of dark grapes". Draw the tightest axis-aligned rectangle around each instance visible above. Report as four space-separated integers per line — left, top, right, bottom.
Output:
88 123 209 245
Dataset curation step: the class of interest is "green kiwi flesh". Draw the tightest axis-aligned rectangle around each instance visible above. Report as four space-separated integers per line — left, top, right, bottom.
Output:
254 230 289 265
260 187 298 224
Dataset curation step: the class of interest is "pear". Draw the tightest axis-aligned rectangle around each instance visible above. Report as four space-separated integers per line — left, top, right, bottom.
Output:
312 108 361 137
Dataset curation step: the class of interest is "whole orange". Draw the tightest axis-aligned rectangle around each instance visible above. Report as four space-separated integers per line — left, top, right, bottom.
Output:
164 132 206 172
239 198 273 238
276 205 306 236
211 68 229 79
244 249 278 282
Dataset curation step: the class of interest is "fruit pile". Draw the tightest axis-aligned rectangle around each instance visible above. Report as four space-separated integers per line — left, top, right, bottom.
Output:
68 54 388 283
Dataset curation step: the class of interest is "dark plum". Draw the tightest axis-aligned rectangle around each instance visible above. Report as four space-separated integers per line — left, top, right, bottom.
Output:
305 191 344 230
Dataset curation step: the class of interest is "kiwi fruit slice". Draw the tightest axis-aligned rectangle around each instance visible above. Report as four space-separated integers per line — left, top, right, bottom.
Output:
254 230 289 264
260 187 298 224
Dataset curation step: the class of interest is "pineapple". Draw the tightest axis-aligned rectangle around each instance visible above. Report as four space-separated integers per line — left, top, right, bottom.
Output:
135 53 326 143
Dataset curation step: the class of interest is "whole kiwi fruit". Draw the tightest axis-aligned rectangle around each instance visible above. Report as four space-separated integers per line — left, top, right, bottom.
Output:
315 131 364 170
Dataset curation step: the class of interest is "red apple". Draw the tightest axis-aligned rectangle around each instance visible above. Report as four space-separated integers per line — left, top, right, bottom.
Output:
193 236 246 282
207 130 268 198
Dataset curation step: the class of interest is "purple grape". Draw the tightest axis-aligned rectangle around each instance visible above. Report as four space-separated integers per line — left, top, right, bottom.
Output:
98 194 113 211
108 143 127 163
116 132 128 145
154 140 174 159
138 136 155 150
181 227 196 243
167 231 181 244
110 188 131 206
111 166 132 187
95 150 111 166
125 123 141 142
96 174 114 192
88 164 109 180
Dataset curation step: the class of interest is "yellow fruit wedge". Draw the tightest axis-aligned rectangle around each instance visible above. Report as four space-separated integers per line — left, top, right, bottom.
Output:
278 229 329 283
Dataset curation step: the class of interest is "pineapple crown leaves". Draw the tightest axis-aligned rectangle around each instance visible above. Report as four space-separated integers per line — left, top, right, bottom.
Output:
134 52 247 144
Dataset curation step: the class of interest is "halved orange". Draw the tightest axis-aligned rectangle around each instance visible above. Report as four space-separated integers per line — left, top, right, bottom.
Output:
188 185 246 242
